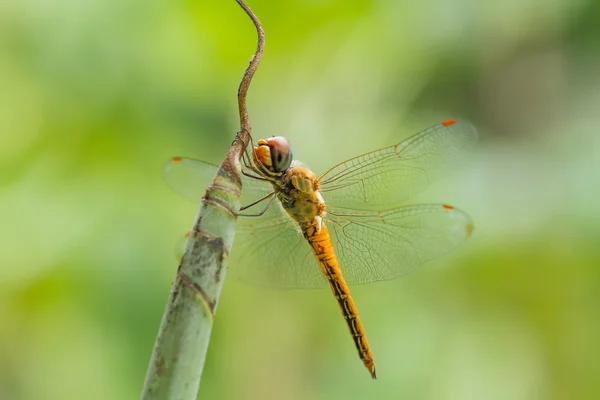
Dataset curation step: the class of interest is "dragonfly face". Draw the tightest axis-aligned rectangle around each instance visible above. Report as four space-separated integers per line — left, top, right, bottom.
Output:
253 136 293 175
164 119 477 379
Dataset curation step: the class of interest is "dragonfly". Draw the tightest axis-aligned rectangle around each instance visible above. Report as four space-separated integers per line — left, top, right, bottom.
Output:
164 119 477 379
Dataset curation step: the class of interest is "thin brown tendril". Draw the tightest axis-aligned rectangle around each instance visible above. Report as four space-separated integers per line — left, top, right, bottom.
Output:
235 0 264 154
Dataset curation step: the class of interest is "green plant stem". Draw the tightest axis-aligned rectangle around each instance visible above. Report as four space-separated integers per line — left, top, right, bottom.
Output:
140 1 264 399
140 165 241 400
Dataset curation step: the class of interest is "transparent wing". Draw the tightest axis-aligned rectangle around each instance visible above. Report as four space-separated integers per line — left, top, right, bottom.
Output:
228 203 473 288
227 205 328 289
162 157 278 218
325 204 473 285
163 157 219 204
176 212 326 289
318 120 477 210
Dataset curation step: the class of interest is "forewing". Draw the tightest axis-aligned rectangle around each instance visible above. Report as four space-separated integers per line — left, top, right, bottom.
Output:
318 120 477 210
163 157 276 213
325 204 473 284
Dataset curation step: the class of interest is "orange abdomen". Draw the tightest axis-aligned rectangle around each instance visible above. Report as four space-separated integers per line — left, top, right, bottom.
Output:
304 222 377 379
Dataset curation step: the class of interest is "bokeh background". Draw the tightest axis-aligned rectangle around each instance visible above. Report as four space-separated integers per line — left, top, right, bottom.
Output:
1 0 599 399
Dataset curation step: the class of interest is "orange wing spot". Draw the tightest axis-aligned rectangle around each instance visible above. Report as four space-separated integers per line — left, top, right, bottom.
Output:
172 156 183 163
442 204 454 210
442 119 456 126
185 231 191 238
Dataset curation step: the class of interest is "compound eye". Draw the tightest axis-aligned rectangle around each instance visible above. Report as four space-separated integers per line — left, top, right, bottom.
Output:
266 136 293 172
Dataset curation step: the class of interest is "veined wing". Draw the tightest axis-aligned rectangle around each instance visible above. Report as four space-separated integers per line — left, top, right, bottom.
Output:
163 157 219 204
325 204 473 285
175 197 327 289
163 157 281 220
212 202 472 289
318 120 477 210
227 206 327 289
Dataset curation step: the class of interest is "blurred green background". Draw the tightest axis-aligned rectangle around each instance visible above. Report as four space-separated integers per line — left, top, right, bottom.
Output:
1 0 599 399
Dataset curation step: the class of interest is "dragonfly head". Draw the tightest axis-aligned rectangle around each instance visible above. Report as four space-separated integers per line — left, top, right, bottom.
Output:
254 136 293 174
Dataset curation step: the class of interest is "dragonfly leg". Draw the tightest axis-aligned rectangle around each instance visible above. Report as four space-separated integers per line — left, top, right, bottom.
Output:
241 138 261 171
241 138 280 179
232 130 244 146
242 169 271 182
238 192 277 217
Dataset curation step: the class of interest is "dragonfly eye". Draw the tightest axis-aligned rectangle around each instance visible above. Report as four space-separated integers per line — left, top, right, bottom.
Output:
266 136 293 172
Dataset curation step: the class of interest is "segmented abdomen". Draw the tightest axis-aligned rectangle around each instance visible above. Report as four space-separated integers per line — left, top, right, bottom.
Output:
304 222 377 379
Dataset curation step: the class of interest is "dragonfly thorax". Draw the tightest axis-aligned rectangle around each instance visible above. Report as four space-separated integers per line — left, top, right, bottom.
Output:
278 166 325 226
